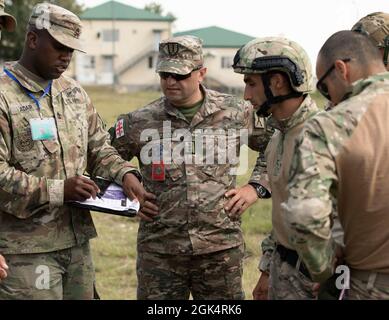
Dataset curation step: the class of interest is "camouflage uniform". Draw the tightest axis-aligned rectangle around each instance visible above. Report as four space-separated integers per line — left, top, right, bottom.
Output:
0 0 16 283
0 4 137 300
283 72 389 299
111 36 271 300
352 12 389 67
233 37 327 300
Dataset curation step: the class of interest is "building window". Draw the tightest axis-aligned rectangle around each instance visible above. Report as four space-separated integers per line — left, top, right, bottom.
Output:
84 56 95 69
148 56 154 69
102 29 119 42
221 56 233 69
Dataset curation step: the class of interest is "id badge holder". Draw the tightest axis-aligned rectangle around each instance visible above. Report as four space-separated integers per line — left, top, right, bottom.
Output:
29 118 57 141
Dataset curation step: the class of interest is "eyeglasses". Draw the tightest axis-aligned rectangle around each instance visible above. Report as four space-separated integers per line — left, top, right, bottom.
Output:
159 66 202 81
316 58 351 100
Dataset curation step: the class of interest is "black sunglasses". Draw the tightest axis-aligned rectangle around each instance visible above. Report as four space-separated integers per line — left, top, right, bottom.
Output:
159 66 202 81
316 58 351 100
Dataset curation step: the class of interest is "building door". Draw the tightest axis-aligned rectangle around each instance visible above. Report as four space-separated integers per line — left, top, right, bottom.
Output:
98 55 114 85
75 54 96 84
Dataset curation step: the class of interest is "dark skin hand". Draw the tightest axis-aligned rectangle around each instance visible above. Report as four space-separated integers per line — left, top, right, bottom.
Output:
253 272 269 300
122 173 159 222
64 175 100 202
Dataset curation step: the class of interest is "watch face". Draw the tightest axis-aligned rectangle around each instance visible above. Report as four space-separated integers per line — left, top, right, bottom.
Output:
257 186 265 197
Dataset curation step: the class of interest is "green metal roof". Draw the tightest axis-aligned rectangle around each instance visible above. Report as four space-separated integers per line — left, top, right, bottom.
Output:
174 26 255 48
81 0 175 22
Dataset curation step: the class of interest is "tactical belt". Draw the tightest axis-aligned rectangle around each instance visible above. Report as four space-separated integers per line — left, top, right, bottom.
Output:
276 244 312 280
351 269 389 287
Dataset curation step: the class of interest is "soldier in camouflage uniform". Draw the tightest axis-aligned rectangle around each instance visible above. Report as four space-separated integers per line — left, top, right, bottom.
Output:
232 37 323 300
0 0 16 282
283 30 389 299
111 35 272 300
0 3 146 299
352 12 389 70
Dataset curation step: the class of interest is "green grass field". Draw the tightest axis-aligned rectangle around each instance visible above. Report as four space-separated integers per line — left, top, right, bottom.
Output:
87 86 325 300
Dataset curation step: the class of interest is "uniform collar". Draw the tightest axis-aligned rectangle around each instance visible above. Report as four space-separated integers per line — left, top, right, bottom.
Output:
347 71 389 99
5 61 50 93
4 61 69 98
267 95 319 132
163 84 227 127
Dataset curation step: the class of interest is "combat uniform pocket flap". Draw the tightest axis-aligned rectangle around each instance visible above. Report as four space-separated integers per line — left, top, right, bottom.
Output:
41 140 60 154
166 165 184 181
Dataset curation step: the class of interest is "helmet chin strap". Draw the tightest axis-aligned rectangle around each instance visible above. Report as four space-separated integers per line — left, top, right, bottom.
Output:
256 73 303 117
383 35 389 66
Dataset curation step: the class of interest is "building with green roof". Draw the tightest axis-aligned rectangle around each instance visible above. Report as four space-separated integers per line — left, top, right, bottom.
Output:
75 0 173 88
73 2 254 91
81 0 175 22
174 26 255 91
174 26 254 48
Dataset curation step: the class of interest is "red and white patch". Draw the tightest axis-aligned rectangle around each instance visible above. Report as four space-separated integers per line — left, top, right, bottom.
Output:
115 119 124 138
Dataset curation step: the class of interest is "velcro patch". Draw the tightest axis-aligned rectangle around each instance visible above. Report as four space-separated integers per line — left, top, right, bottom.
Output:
115 119 125 138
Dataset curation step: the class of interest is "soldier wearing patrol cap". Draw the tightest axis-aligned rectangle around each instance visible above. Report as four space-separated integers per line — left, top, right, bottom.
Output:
111 35 272 299
0 3 147 299
0 0 16 37
352 12 389 69
0 0 16 283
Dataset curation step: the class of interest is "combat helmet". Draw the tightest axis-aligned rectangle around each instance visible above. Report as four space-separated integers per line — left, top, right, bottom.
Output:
352 12 389 66
233 37 313 117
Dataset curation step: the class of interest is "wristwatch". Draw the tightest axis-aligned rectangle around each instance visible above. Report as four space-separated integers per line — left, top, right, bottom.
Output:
249 183 271 199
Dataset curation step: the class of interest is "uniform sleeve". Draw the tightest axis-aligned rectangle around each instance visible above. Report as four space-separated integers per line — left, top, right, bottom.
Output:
281 119 338 283
0 95 54 218
110 113 138 163
258 230 276 273
83 91 139 186
245 101 273 191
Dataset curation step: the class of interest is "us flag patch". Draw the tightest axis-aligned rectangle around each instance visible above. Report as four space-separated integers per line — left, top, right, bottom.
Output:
115 119 124 138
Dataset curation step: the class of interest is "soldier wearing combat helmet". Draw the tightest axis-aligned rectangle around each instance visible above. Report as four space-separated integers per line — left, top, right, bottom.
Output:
352 12 389 69
233 37 324 299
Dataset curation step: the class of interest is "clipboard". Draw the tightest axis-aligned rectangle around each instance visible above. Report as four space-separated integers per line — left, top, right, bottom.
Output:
68 176 140 218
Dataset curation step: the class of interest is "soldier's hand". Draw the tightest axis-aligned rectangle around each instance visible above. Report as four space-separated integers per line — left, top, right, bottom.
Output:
64 176 100 201
0 254 9 281
224 184 258 218
253 272 269 300
122 173 159 222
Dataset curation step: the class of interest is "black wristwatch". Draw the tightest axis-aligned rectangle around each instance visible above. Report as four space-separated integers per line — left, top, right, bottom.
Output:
249 183 271 199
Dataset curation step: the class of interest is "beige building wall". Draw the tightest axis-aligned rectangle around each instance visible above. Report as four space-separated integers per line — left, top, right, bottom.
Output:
203 47 244 89
75 19 172 85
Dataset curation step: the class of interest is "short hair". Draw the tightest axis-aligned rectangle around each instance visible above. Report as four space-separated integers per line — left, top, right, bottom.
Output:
318 30 382 68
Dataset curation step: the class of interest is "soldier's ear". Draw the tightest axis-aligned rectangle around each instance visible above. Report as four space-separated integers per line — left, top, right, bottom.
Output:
198 67 207 83
334 59 349 82
26 30 39 50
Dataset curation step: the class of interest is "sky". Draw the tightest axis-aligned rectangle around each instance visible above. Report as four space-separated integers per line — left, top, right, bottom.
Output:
78 0 389 67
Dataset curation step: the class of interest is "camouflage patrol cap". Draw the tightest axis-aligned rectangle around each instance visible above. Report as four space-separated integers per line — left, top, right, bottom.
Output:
28 3 85 53
0 0 17 32
352 12 389 47
233 37 313 93
156 35 203 75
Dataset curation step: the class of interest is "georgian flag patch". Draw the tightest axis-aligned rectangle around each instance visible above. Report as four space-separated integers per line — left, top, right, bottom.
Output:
115 119 125 138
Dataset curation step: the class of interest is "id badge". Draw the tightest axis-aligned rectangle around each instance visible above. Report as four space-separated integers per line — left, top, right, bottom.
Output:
29 118 57 141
